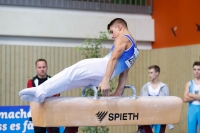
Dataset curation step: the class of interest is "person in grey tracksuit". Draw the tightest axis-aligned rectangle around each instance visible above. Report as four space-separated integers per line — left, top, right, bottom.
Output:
139 65 173 133
140 82 169 96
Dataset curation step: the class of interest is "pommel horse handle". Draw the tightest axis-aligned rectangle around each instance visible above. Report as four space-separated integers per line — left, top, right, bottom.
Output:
122 85 137 100
82 85 99 100
82 85 137 100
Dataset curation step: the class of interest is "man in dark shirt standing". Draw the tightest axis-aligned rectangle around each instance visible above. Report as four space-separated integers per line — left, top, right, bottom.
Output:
27 59 60 133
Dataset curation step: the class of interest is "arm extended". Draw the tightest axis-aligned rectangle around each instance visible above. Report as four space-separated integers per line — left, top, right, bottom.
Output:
98 36 127 96
110 68 129 96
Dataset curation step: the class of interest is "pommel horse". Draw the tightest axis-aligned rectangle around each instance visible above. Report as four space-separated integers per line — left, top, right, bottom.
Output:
30 85 183 133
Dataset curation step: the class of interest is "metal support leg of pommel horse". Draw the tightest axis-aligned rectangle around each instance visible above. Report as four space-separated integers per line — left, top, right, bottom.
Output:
30 85 183 133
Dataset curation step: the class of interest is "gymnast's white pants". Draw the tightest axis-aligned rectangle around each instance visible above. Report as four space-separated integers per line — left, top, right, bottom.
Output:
35 57 109 97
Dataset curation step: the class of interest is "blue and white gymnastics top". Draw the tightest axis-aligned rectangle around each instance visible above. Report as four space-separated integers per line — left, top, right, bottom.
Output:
104 34 139 79
189 80 200 105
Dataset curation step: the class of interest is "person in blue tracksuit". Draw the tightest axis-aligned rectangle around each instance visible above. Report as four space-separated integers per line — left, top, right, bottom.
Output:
184 61 200 133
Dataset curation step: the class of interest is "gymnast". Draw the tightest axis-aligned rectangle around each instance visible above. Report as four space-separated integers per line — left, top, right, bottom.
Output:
19 18 139 103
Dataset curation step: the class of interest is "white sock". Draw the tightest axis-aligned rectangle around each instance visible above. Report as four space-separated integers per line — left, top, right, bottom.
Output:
19 87 37 96
21 94 45 103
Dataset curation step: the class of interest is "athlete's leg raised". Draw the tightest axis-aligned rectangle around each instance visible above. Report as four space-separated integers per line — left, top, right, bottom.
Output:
19 58 108 102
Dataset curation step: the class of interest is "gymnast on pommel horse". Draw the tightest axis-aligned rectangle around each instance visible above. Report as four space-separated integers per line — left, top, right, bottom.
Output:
19 18 139 102
19 18 180 133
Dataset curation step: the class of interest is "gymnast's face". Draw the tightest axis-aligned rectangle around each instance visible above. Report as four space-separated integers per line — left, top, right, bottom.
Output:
35 61 48 78
148 68 159 81
109 24 122 39
193 65 200 78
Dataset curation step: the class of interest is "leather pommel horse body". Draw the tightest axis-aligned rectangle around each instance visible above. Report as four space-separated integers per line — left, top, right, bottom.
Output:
30 85 183 132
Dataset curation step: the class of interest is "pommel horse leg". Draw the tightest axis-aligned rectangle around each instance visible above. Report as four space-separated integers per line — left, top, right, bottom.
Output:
160 125 167 133
30 85 183 133
63 127 78 133
138 125 166 133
